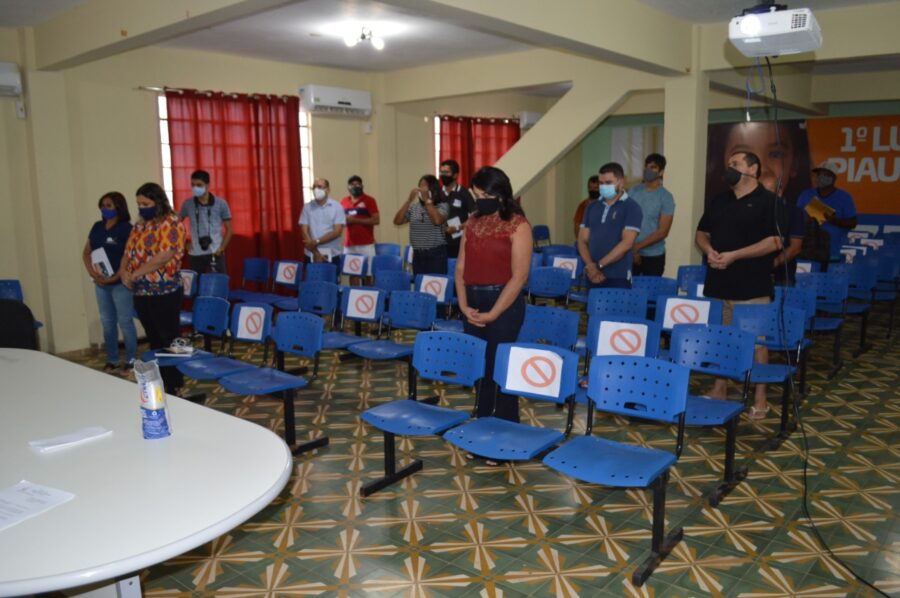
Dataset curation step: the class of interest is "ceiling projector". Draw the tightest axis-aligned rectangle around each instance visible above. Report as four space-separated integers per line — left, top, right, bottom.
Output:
729 3 822 57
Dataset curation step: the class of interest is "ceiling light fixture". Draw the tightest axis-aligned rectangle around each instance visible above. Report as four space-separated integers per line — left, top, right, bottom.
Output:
343 27 385 51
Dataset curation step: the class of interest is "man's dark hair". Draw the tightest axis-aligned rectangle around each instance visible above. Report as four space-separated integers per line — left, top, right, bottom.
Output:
347 175 363 185
98 191 131 222
645 153 667 170
190 170 210 184
731 151 762 178
440 159 460 176
135 182 174 218
587 175 600 185
598 162 625 180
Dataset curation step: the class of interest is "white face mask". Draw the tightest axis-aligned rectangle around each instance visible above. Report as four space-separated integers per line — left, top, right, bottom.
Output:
313 188 326 201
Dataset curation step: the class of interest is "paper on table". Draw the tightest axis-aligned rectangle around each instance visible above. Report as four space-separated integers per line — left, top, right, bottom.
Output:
90 247 114 278
446 216 463 239
28 426 112 454
0 480 75 532
804 197 835 225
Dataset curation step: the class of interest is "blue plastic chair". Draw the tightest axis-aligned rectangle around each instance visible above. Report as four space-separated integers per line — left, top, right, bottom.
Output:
573 288 650 356
373 270 412 295
532 224 551 247
229 257 272 302
516 304 579 350
655 295 724 332
178 270 199 327
323 287 386 351
415 273 459 331
676 265 707 295
543 356 688 587
869 254 898 338
375 243 401 257
526 267 571 304
360 331 487 496
371 255 403 277
349 291 437 363
826 260 877 355
443 343 579 461
632 276 678 314
177 302 273 381
669 324 755 506
540 244 578 261
142 296 228 367
305 262 339 285
774 285 816 395
219 312 328 456
0 279 43 329
796 272 849 378
341 253 370 278
732 304 805 448
198 273 230 299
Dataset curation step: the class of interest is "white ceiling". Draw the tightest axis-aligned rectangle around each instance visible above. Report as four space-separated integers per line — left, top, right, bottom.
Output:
0 0 86 27
636 0 890 23
161 0 531 72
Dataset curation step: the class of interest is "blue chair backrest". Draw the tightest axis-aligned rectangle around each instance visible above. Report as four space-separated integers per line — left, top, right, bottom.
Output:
517 304 579 349
876 251 900 281
586 316 661 358
412 331 487 386
272 260 303 290
229 302 273 344
831 260 878 292
192 296 230 337
273 311 323 358
298 281 339 316
541 244 578 259
655 295 724 331
243 257 271 286
386 291 437 330
677 265 707 294
374 270 412 294
371 255 402 276
414 274 455 305
669 324 755 379
341 253 369 277
340 287 386 323
305 262 338 284
588 357 689 423
528 267 571 297
529 253 543 273
796 272 849 304
532 225 550 242
375 243 401 257
198 273 229 298
732 304 805 350
494 342 578 405
632 276 678 302
0 280 24 302
586 288 648 321
774 286 816 329
179 270 199 299
884 232 900 246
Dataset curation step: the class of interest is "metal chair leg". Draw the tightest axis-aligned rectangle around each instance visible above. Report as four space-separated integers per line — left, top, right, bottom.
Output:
631 473 683 587
709 417 747 506
360 431 422 497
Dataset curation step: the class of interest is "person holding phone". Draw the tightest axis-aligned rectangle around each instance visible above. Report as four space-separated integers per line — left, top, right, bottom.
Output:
393 174 449 275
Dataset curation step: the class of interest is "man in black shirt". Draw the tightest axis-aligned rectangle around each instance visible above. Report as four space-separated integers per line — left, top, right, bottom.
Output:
438 159 475 259
696 150 784 419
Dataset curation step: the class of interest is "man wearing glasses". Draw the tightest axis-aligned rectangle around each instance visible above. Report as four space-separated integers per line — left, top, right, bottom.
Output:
299 178 345 264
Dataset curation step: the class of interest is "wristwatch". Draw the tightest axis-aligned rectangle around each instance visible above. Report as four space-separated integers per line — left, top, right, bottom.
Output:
596 262 605 270
314 238 320 246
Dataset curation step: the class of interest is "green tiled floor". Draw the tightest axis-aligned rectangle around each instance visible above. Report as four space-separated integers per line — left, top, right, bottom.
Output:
65 304 900 597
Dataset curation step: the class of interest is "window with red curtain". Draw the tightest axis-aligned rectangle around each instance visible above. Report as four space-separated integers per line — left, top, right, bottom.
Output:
166 90 302 287
439 115 520 187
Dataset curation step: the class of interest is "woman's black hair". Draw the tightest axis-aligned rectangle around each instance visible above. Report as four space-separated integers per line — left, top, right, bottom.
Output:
418 175 442 203
135 182 174 219
470 166 525 221
98 191 131 222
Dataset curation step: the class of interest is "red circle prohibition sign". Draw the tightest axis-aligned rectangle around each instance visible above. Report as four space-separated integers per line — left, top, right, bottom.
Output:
610 329 642 355
423 280 444 297
558 260 575 271
520 356 557 388
670 303 700 324
282 265 297 281
245 312 263 335
355 293 375 315
348 257 362 273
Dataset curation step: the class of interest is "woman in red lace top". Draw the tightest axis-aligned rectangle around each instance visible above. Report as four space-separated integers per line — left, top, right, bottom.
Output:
455 166 532 424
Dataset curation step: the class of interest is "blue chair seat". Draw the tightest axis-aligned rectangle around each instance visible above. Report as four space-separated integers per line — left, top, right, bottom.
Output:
274 297 299 311
179 311 193 327
219 367 308 395
812 317 842 331
543 435 676 488
322 331 369 350
749 363 795 384
361 400 469 436
176 357 257 380
819 301 869 315
684 395 744 426
433 319 464 333
349 340 414 360
141 348 216 369
443 417 564 461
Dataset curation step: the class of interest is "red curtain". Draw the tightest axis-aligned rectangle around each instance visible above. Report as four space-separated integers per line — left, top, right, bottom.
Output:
439 115 520 187
166 90 302 287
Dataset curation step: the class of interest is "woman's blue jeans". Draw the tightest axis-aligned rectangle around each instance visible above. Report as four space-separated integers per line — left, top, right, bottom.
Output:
94 282 137 364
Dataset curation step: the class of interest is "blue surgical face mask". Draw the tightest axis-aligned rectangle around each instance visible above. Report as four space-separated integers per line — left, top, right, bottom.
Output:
599 184 618 200
100 208 117 220
139 206 157 220
192 185 206 198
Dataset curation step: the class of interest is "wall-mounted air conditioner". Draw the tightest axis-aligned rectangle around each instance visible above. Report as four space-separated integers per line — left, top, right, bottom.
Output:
517 111 543 131
299 85 372 118
0 63 22 96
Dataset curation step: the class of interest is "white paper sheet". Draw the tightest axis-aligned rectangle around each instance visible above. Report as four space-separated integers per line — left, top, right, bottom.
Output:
0 481 75 532
446 216 463 239
90 247 114 278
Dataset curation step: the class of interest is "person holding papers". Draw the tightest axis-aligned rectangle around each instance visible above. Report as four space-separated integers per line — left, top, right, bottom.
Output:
393 175 449 276
82 192 137 373
438 159 475 259
300 178 345 266
797 159 858 265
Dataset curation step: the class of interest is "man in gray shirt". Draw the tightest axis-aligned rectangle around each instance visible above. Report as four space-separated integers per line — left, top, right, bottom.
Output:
179 170 232 273
299 178 346 264
629 154 675 277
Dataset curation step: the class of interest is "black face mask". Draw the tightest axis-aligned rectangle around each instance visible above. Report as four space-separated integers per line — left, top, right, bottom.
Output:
723 167 744 187
588 190 601 200
349 186 363 197
476 198 501 215
439 174 454 186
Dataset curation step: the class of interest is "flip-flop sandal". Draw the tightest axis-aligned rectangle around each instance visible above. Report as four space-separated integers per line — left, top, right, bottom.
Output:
747 405 770 420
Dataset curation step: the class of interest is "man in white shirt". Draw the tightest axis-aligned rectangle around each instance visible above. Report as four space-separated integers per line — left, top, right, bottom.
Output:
299 178 345 264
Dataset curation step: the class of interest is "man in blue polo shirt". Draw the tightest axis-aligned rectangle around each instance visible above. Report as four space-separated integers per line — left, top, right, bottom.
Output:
578 162 643 289
797 159 858 263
